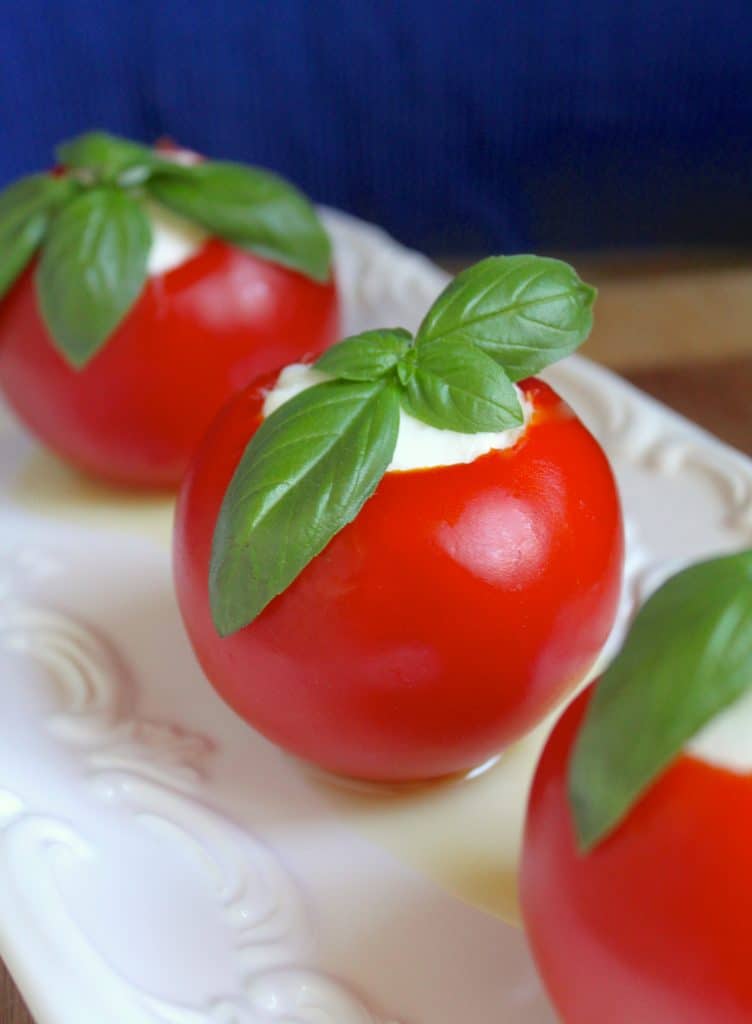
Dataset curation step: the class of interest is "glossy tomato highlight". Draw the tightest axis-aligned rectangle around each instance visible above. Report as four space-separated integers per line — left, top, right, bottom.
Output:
174 373 623 781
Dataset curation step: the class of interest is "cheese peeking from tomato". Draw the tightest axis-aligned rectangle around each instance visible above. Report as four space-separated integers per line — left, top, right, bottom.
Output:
144 200 207 276
687 686 752 773
145 147 207 275
262 362 533 473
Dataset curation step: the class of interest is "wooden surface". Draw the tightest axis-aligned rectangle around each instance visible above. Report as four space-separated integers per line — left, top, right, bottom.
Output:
578 249 752 374
1 256 750 1023
626 356 751 455
1 961 31 1024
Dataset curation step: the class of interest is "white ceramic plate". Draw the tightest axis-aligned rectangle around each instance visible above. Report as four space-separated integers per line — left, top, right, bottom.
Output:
1 211 751 1024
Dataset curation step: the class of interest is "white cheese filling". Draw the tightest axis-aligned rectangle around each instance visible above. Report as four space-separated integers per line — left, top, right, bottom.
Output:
686 687 752 773
262 362 532 473
144 199 208 276
144 149 207 275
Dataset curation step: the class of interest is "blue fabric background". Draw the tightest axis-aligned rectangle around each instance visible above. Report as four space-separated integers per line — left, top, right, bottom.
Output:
2 1 751 253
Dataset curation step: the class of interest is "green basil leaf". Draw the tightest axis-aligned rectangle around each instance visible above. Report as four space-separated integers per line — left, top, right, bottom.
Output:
0 174 76 301
37 187 151 367
56 131 157 185
417 255 596 381
315 329 412 381
569 549 752 852
395 348 417 387
210 379 399 636
148 161 331 282
399 338 523 433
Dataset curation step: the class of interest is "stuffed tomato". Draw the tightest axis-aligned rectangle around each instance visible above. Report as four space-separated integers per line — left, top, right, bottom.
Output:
174 255 624 781
522 551 752 1023
0 132 339 487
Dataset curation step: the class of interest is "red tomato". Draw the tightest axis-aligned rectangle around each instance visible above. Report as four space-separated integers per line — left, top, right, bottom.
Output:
0 245 339 487
174 375 623 781
522 688 752 1023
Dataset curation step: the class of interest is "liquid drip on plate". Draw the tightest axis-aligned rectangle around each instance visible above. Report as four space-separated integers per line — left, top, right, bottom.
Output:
301 652 609 926
301 722 554 925
10 451 175 546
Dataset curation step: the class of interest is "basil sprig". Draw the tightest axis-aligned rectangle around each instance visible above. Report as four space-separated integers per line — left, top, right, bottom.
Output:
56 132 160 186
210 255 595 635
399 338 523 432
0 130 332 367
569 549 752 852
315 328 412 380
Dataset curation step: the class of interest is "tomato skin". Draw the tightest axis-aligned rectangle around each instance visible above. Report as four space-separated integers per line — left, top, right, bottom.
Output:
521 689 752 1024
174 376 623 781
0 243 339 487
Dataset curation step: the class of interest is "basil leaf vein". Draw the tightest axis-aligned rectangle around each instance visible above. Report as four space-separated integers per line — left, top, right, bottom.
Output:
401 338 523 432
418 255 596 380
315 329 412 381
210 379 400 636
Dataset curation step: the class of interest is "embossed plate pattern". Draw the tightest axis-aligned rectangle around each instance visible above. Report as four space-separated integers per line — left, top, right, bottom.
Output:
0 210 750 1023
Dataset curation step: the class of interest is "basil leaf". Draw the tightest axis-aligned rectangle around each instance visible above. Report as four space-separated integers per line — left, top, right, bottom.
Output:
37 187 151 367
417 255 596 381
0 175 76 301
210 379 399 636
569 550 752 852
315 329 412 381
400 338 523 433
56 131 157 185
148 161 331 282
396 349 417 387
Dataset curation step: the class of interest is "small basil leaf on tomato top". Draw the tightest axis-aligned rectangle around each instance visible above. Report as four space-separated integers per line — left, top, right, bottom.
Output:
56 131 159 186
569 549 752 853
210 379 400 637
36 187 151 368
148 161 332 283
315 328 412 381
417 255 596 381
396 348 417 386
400 338 523 433
0 174 77 302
